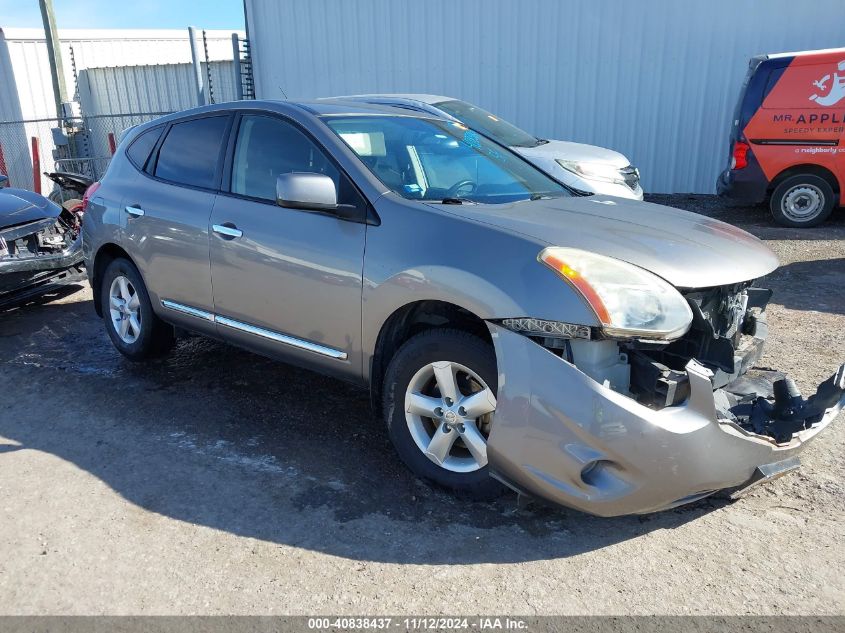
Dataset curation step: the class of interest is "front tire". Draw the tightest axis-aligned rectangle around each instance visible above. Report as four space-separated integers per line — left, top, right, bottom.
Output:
100 258 174 360
770 174 835 228
382 329 506 500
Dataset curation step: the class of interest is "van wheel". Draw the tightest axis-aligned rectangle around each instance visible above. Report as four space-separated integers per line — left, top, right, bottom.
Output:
100 258 174 361
770 174 835 227
383 329 506 500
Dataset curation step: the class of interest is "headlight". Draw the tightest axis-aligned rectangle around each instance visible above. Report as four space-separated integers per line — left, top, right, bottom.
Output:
556 160 626 185
539 247 693 340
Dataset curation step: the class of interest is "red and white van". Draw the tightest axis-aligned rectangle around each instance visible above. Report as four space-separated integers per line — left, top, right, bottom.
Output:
718 48 845 227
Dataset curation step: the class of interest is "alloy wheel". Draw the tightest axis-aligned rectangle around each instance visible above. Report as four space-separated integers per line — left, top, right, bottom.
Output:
404 360 497 473
108 275 142 344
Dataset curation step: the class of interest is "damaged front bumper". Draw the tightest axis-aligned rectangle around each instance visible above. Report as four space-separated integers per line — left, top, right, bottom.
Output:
0 234 82 274
486 324 845 517
0 221 84 306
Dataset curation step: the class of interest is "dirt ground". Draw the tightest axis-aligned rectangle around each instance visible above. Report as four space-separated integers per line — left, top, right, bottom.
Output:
1 196 843 615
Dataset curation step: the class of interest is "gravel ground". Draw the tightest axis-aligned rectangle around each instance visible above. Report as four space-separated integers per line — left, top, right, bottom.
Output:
0 195 843 615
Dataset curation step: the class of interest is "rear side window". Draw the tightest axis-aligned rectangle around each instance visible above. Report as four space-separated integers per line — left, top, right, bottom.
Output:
154 116 229 189
126 125 162 170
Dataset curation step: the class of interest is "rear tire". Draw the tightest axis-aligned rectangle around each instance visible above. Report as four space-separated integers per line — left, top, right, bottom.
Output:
383 328 506 500
100 258 174 361
770 174 835 228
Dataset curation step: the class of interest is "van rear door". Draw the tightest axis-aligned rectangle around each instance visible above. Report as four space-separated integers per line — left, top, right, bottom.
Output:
717 56 777 202
728 55 768 148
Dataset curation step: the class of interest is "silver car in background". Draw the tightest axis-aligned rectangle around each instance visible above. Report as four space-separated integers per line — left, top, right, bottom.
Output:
322 94 644 200
82 100 844 516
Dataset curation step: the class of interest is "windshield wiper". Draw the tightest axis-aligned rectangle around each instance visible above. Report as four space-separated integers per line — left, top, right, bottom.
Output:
440 197 474 205
534 138 550 146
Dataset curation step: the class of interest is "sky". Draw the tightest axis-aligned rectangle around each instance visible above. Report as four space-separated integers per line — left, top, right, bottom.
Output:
1 0 244 30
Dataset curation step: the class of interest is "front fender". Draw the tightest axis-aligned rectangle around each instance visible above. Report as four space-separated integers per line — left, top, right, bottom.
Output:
361 197 601 381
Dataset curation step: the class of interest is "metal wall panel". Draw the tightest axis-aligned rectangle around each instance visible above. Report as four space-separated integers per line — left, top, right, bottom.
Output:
78 61 239 116
1 34 57 120
70 61 238 173
245 0 845 193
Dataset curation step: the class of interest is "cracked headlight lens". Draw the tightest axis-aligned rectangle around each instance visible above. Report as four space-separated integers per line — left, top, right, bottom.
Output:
539 247 693 340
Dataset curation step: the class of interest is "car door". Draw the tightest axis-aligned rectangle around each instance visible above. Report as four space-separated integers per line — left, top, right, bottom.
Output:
121 113 231 336
209 113 368 380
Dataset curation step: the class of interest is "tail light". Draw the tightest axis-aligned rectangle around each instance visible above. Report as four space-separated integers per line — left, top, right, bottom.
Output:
732 141 750 170
81 181 101 214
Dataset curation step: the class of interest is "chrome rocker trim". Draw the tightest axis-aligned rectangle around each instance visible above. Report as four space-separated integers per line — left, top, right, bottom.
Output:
160 299 348 360
161 299 215 321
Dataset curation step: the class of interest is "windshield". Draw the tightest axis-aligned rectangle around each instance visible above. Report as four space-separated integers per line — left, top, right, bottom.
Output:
433 100 542 148
324 116 568 204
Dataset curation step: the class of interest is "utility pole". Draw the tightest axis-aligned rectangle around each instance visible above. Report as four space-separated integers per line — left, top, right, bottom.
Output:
188 26 206 106
231 33 243 101
39 0 68 120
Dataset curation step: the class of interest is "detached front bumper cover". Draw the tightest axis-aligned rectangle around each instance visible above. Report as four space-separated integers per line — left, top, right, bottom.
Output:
486 324 844 517
728 366 845 443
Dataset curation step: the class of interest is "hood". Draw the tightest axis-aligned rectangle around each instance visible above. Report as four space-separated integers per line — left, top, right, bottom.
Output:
0 188 61 230
430 196 779 289
515 140 631 167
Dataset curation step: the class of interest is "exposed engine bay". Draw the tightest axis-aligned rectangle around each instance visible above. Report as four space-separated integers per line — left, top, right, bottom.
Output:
626 282 770 407
624 283 845 443
516 282 845 445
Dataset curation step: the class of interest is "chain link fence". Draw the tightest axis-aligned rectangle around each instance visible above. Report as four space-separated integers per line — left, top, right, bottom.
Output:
0 112 170 196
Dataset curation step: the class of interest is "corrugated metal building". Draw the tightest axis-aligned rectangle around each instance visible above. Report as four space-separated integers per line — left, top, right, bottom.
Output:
244 0 844 193
0 28 242 120
74 61 240 161
78 61 239 116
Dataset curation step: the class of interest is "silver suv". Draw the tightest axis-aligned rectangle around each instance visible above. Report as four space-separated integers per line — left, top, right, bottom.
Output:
83 100 845 516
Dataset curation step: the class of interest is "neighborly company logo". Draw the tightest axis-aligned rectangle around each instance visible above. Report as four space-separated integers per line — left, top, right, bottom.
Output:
809 59 845 106
794 146 845 155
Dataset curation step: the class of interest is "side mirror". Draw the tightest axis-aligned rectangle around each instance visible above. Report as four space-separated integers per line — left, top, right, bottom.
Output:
0 174 8 189
276 172 337 212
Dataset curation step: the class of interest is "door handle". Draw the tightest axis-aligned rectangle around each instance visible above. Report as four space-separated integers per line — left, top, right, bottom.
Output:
125 205 145 217
212 223 243 239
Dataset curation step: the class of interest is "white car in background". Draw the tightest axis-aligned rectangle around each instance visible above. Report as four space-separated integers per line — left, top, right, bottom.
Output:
323 94 643 200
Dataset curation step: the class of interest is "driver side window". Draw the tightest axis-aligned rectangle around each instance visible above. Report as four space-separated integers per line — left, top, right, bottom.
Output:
230 115 362 208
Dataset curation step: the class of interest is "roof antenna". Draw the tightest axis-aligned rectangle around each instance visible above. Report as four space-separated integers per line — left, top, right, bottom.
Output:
278 85 289 100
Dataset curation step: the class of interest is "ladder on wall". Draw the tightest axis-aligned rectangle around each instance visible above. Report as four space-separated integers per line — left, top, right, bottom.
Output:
232 34 256 100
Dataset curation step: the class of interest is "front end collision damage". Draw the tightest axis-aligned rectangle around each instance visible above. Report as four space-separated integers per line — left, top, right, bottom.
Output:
0 223 82 274
0 200 85 305
484 322 845 517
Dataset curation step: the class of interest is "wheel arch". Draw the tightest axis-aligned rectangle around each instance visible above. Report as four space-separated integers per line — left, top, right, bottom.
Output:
368 299 493 412
91 242 135 317
769 163 841 196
